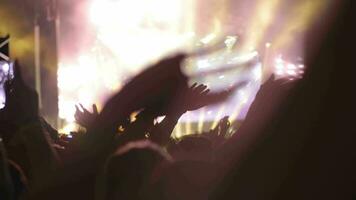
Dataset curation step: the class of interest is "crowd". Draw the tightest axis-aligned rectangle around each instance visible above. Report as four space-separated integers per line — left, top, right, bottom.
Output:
0 1 355 199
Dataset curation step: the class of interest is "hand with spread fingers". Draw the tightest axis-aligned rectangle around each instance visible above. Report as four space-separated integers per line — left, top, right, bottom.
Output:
183 83 210 111
173 81 245 114
74 103 99 129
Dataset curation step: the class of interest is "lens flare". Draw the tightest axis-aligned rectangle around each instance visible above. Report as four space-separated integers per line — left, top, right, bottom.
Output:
273 55 304 79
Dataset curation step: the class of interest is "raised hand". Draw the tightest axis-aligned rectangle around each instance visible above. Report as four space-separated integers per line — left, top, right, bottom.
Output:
239 75 295 126
183 83 210 111
97 53 188 129
0 61 59 191
173 81 246 114
216 116 231 137
74 103 99 129
1 61 39 125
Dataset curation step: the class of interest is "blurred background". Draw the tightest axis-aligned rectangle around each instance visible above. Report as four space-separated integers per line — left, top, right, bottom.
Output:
0 0 334 136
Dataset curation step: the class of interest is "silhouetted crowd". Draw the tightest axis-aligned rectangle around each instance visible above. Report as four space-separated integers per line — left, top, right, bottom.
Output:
1 2 356 199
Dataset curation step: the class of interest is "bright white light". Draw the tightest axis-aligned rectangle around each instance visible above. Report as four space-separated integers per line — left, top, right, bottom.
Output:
58 122 77 134
200 33 216 44
287 63 296 69
275 70 284 75
0 62 9 109
275 64 284 70
58 98 76 123
1 62 9 73
238 89 249 104
0 89 4 109
232 51 258 62
77 89 94 107
248 47 256 52
238 90 245 96
286 69 297 75
89 0 187 70
59 0 192 125
241 96 249 104
58 0 324 137
273 56 305 79
197 59 210 69
275 56 283 64
155 116 166 124
224 36 237 48
252 63 263 81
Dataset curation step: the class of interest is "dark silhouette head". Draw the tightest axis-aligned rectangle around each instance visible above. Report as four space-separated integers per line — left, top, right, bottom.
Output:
100 140 172 200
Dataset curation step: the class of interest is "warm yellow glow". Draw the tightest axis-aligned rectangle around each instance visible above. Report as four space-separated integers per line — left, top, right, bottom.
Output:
210 105 226 129
58 0 196 125
229 89 251 122
173 120 183 138
89 0 188 70
200 33 217 45
241 0 281 52
197 107 206 133
184 112 192 135
57 53 120 123
58 122 78 134
272 0 329 49
57 0 332 135
229 103 244 122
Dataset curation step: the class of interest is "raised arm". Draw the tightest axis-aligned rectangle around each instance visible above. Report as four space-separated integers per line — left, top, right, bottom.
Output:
150 82 241 146
1 61 59 192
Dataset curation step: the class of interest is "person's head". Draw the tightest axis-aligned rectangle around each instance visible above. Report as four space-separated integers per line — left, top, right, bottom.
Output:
99 140 172 200
154 160 218 200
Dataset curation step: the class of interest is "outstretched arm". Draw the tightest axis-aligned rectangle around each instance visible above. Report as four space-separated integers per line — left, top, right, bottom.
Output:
1 61 59 192
149 83 208 145
149 110 185 146
150 82 239 146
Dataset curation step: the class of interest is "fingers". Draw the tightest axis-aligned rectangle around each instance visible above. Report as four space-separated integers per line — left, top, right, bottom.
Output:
74 105 82 121
75 105 80 112
190 83 198 89
79 103 85 111
76 103 99 115
92 104 98 115
79 103 90 113
193 84 208 94
201 88 210 96
74 106 81 122
196 84 207 90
